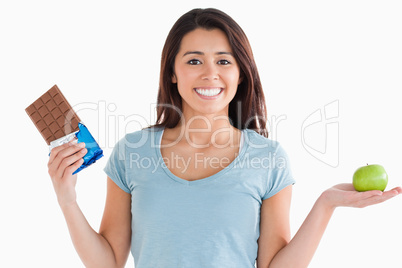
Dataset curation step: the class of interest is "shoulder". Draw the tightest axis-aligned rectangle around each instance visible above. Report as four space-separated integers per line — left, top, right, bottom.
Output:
243 129 292 165
244 129 282 152
117 126 162 147
109 126 163 158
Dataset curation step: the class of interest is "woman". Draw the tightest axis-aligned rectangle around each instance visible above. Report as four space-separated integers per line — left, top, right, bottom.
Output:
47 8 401 268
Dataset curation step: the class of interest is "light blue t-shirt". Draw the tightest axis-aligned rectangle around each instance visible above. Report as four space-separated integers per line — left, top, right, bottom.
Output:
104 126 295 268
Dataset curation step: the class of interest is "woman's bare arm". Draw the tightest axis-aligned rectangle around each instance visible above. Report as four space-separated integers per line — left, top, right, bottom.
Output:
257 183 401 268
99 177 132 267
48 141 131 268
256 185 292 267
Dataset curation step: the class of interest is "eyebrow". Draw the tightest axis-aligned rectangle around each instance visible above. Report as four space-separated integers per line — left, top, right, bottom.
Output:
182 51 233 57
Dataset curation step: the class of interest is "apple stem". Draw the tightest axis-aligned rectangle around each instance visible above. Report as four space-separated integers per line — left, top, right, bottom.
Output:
367 163 368 166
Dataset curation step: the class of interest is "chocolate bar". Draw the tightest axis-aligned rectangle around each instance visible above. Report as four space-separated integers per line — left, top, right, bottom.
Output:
25 85 81 145
26 84 104 174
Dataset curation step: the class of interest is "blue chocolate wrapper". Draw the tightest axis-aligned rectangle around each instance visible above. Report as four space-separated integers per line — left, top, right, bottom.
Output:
73 123 103 174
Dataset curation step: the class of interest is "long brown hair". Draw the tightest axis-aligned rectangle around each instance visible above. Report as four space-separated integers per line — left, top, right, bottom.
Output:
150 8 268 137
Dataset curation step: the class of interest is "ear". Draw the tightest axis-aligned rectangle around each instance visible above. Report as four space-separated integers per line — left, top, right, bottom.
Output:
238 75 244 85
172 73 177 84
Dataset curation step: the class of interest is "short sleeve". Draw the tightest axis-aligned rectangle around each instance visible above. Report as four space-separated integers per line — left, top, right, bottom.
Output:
104 137 131 194
262 143 295 200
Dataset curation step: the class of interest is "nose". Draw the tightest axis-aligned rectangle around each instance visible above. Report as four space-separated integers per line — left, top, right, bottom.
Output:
201 62 219 81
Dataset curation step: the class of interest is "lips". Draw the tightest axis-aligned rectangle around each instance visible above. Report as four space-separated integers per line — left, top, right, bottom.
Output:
194 87 223 98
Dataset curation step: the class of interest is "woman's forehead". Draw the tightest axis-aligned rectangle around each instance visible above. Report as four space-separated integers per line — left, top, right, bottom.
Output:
179 28 233 54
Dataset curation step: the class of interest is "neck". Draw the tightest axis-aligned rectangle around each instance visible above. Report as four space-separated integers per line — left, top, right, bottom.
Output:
173 113 239 149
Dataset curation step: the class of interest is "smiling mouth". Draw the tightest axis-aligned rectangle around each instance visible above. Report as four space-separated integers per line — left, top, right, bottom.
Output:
194 88 223 97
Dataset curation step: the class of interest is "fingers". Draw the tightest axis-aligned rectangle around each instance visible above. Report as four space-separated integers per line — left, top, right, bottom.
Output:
330 185 401 208
48 141 86 179
389 186 402 194
339 190 381 208
49 139 81 166
56 147 87 179
48 139 76 165
355 189 400 208
61 158 85 179
358 187 401 201
357 190 383 199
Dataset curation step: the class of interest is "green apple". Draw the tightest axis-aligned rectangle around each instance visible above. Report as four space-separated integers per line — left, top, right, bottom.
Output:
353 164 388 192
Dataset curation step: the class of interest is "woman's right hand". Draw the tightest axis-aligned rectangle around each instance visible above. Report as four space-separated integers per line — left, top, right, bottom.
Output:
47 139 87 208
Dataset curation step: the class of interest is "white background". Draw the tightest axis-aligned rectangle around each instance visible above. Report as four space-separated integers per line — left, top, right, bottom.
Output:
1 0 401 267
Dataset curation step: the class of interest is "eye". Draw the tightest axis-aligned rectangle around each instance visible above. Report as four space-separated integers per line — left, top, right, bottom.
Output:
187 59 201 65
218 59 231 65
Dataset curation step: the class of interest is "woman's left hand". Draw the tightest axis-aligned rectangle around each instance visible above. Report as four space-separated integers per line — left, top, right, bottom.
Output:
320 183 402 209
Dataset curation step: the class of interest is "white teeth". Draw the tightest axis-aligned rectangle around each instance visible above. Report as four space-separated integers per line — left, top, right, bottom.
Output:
195 88 222 97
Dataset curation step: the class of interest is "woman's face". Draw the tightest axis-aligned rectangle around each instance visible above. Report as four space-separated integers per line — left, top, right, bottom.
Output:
173 28 242 118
